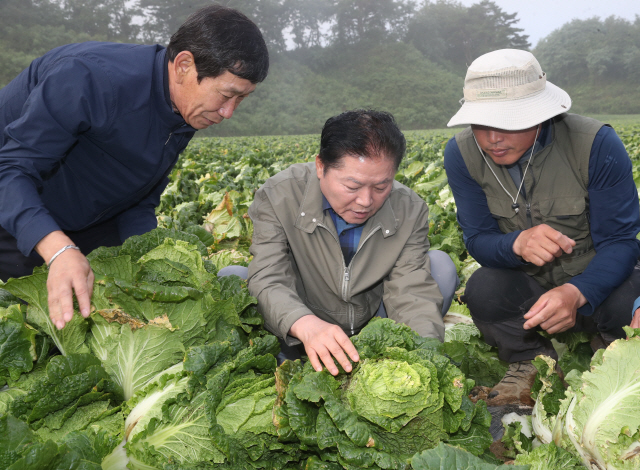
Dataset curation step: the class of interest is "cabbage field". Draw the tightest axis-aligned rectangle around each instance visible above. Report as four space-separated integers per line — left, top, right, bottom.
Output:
1 125 640 469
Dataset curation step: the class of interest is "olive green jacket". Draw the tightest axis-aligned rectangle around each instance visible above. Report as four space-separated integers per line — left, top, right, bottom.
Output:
247 162 444 345
455 113 603 288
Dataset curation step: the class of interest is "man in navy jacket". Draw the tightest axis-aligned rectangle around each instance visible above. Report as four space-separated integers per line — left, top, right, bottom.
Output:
0 5 269 329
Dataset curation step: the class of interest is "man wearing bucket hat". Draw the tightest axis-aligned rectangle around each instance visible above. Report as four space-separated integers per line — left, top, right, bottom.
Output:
443 49 640 405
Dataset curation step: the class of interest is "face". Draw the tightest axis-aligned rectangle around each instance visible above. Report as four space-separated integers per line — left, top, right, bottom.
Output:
316 153 396 224
169 51 256 129
471 124 540 166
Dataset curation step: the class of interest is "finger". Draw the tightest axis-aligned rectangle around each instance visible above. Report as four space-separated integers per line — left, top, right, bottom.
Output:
306 348 324 373
551 232 576 254
524 297 549 320
544 318 573 334
316 348 339 376
327 344 353 373
631 313 640 329
539 314 563 332
537 236 567 258
74 277 92 318
524 306 552 330
337 335 360 363
48 296 65 330
524 252 550 267
59 287 75 324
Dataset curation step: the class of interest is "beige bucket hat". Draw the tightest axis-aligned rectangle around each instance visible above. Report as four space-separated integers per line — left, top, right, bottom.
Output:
447 49 571 130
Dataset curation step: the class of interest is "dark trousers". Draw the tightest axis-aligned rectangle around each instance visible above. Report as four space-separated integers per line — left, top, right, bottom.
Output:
0 218 122 282
462 263 640 363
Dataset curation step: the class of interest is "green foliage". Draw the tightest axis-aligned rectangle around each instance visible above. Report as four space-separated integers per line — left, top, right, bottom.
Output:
0 0 140 88
530 334 640 468
273 318 494 468
501 419 533 460
534 17 640 114
411 442 527 469
4 274 90 357
406 0 530 76
206 42 462 137
0 305 37 387
439 323 508 388
0 230 275 469
514 443 583 469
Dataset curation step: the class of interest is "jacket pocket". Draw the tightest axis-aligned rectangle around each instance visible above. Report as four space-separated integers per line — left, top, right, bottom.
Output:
560 249 594 277
485 196 520 233
539 197 590 241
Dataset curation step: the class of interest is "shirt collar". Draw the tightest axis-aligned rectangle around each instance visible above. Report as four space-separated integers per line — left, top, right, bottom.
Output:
322 194 332 212
322 194 366 233
157 48 194 132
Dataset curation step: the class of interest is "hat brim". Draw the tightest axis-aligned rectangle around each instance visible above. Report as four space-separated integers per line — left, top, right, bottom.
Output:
447 81 571 130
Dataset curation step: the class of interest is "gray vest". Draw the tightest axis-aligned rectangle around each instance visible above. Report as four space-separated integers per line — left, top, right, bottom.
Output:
455 113 604 288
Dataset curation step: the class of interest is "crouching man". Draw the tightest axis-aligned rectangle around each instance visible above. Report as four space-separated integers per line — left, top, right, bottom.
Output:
443 49 640 405
246 110 458 374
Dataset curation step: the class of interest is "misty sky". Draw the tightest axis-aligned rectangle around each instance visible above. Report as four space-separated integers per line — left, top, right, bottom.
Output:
457 0 640 47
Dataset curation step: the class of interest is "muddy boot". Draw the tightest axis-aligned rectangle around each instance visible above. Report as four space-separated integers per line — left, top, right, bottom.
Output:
486 360 537 406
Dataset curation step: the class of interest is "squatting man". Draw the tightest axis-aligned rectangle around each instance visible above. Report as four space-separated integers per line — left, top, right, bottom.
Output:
443 49 640 405
241 109 460 373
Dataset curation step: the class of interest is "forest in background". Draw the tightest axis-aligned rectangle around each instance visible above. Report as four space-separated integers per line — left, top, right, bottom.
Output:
1 0 639 136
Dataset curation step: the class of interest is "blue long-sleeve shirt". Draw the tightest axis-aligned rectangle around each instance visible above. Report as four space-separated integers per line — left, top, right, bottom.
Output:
0 42 196 256
444 121 640 315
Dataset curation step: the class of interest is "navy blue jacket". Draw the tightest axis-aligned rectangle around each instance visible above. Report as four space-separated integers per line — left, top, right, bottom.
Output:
0 42 196 256
444 122 640 315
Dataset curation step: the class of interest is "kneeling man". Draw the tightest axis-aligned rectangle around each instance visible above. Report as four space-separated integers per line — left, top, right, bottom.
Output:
247 110 458 375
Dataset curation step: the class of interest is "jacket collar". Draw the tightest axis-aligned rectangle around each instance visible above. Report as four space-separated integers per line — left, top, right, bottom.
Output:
294 168 397 238
155 47 196 132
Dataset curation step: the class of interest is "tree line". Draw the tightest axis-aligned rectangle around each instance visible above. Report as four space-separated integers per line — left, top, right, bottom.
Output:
1 0 638 136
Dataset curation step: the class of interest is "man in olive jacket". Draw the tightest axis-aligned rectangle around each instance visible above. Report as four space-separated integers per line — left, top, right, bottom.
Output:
248 110 457 375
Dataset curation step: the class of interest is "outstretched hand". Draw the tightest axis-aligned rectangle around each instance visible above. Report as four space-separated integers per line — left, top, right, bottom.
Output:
36 231 94 330
523 283 587 334
289 315 360 376
632 308 640 329
513 224 576 266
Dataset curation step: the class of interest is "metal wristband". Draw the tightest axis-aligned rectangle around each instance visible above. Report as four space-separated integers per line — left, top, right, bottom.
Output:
47 245 80 268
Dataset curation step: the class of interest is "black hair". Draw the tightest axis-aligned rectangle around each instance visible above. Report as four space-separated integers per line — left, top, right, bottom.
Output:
166 5 269 84
319 110 406 172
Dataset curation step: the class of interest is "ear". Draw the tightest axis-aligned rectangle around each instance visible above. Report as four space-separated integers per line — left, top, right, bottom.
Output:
171 51 196 84
315 155 324 179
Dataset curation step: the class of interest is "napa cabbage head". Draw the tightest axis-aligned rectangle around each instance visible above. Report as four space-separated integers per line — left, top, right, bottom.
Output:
561 329 640 469
532 328 640 469
347 358 439 432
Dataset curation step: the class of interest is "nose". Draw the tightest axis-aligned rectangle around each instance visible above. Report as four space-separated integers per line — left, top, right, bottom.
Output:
356 188 373 208
218 97 239 120
486 130 504 144
218 103 235 119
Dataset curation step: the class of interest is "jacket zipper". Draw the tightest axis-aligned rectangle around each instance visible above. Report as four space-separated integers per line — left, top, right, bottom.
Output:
318 222 383 335
343 268 355 335
317 222 355 333
347 226 381 334
520 160 536 228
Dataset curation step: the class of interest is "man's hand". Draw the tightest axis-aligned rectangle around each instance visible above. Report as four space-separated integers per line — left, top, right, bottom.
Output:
513 224 576 266
289 315 360 376
523 283 587 334
631 308 640 329
35 231 94 330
